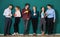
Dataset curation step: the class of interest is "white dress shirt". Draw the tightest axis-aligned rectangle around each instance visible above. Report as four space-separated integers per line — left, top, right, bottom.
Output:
15 10 21 17
3 8 12 18
33 12 36 16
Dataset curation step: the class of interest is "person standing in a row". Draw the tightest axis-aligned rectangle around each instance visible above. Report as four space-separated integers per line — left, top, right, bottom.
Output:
31 6 39 36
13 6 21 35
3 4 13 36
22 3 31 35
40 7 46 36
45 4 56 35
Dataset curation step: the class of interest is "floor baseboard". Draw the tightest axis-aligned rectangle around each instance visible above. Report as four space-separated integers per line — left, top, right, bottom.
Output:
0 34 60 36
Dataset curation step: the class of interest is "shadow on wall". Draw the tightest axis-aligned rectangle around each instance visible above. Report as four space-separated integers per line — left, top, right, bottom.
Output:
53 9 59 34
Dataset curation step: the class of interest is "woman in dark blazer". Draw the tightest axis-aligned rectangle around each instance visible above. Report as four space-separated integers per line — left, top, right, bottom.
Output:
31 6 39 36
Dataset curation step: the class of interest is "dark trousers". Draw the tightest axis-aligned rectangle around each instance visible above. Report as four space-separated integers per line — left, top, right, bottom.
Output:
24 19 30 34
47 18 54 35
14 17 20 33
31 18 38 33
4 18 12 35
40 18 46 32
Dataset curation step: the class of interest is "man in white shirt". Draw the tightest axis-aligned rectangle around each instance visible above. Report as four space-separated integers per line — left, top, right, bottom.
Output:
3 4 13 36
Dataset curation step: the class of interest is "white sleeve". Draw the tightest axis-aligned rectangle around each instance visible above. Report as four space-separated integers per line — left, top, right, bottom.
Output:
18 11 21 17
3 9 9 16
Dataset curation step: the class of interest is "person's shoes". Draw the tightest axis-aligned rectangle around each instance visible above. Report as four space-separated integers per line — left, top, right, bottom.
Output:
33 33 36 36
24 32 29 35
42 32 45 36
6 34 10 36
4 34 7 36
12 33 16 36
23 33 29 36
8 33 12 35
23 33 26 35
12 33 19 36
4 34 9 36
16 33 19 35
48 33 52 35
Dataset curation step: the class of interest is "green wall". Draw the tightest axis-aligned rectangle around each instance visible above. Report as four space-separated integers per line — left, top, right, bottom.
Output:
0 0 60 34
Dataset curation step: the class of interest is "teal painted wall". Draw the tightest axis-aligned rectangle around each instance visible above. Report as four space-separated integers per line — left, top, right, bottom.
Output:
0 0 60 34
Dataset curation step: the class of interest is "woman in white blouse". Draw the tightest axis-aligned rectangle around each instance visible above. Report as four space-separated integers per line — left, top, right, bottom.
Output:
13 6 21 35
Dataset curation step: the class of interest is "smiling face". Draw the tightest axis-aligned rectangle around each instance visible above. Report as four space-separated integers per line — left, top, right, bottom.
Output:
42 7 45 12
15 7 18 11
9 6 13 10
47 6 51 9
25 5 29 9
33 6 36 11
15 6 20 11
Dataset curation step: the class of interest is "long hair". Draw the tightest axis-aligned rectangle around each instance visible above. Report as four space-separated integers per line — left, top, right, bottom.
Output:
40 6 45 13
40 6 46 17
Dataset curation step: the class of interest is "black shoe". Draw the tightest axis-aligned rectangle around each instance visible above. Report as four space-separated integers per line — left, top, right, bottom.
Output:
48 33 52 35
4 34 9 36
23 33 29 35
8 33 12 35
4 34 7 36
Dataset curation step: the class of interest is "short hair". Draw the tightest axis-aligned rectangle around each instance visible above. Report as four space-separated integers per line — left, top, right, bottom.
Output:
47 4 52 8
9 4 13 7
25 3 30 6
16 6 20 9
9 4 14 10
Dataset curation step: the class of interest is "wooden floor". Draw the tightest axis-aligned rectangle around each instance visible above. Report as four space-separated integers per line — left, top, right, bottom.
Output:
0 35 60 37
